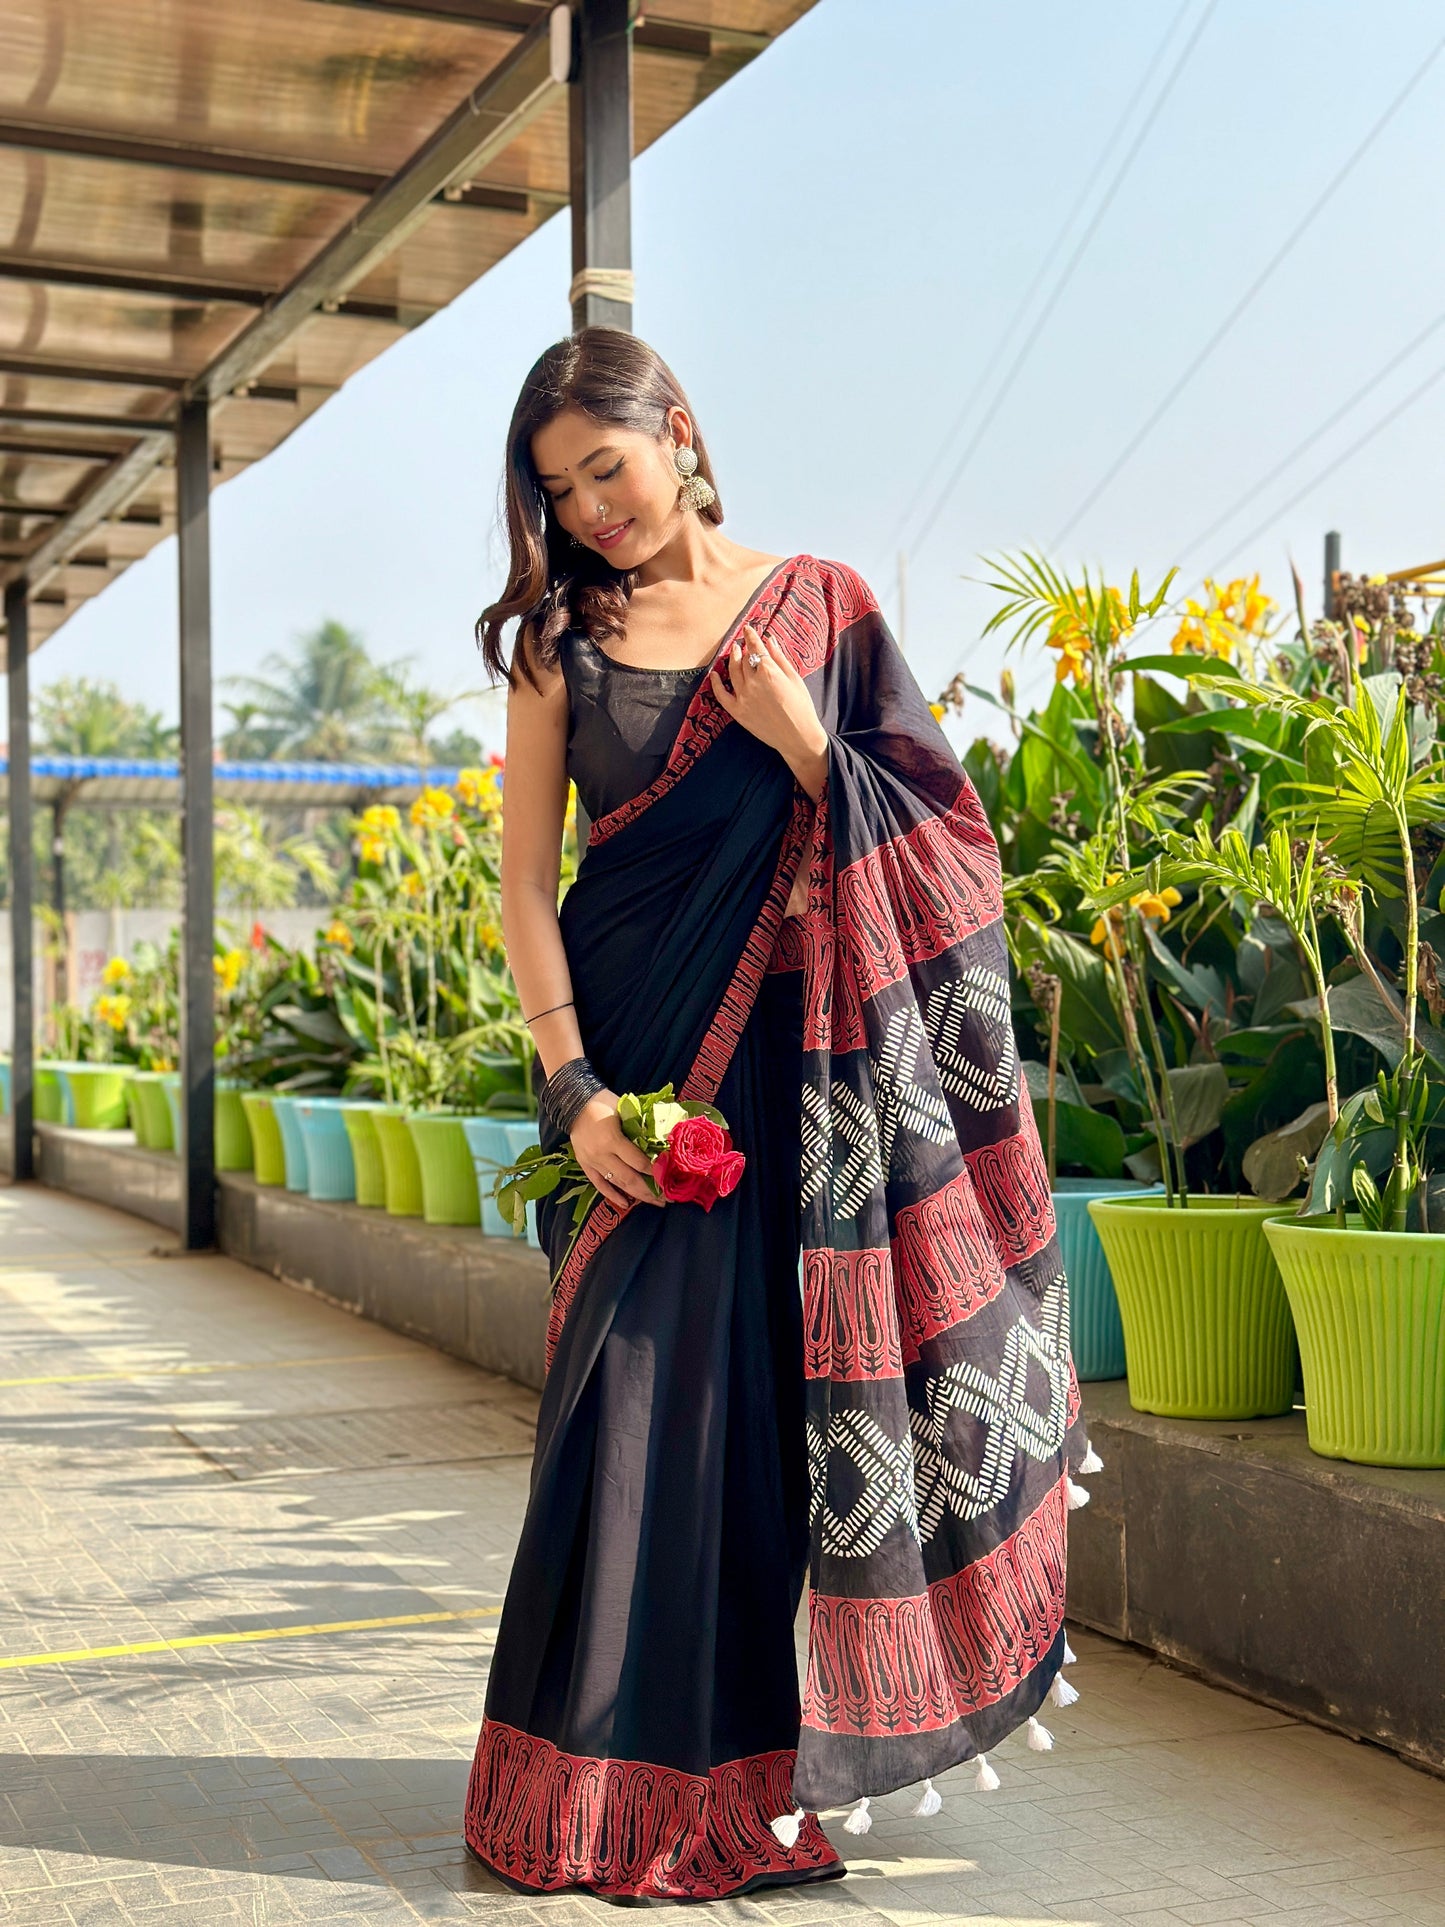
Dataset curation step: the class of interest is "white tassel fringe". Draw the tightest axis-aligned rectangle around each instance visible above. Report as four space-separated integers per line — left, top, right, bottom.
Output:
1065 1477 1091 1510
842 1797 872 1836
974 1752 1000 1792
1063 1637 1078 1666
911 1777 942 1818
1026 1714 1055 1752
769 1805 804 1848
1049 1672 1080 1709
1079 1440 1104 1474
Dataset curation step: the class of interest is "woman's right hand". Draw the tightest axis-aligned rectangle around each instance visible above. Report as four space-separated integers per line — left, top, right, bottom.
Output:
568 1090 664 1211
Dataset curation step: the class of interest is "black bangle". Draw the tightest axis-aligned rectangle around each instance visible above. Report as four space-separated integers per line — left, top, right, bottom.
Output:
541 1055 605 1137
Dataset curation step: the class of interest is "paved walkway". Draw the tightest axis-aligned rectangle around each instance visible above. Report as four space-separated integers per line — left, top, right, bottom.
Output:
1 1182 1442 1927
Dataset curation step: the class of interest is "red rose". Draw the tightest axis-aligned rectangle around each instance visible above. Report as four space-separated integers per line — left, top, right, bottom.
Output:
650 1114 746 1212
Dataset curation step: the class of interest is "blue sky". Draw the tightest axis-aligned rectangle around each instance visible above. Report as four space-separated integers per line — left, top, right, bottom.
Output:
33 0 1445 748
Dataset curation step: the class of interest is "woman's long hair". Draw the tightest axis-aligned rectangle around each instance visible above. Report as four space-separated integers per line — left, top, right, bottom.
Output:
477 328 723 689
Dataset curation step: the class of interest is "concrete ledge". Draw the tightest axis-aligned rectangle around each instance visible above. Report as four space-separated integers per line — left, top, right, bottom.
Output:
216 1172 551 1392
33 1122 181 1232
1071 1378 1445 1776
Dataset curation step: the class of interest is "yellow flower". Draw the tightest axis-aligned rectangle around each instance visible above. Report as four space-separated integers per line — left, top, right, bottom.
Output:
1089 911 1126 961
479 921 503 952
324 920 354 951
929 701 947 721
213 949 244 993
95 993 132 1032
401 870 423 898
101 956 130 986
410 785 455 829
1130 886 1182 926
457 766 502 813
1171 575 1275 658
357 804 400 864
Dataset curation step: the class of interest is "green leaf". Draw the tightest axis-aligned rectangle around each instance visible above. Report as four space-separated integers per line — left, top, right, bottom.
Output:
1026 1089 1126 1178
1123 652 1244 680
1165 1061 1230 1148
1241 1101 1331 1202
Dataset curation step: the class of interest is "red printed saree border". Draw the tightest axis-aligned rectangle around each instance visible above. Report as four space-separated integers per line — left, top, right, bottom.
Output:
464 1719 839 1900
800 1475 1068 1739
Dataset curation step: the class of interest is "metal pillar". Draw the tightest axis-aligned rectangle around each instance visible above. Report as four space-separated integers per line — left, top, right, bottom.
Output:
177 397 215 1247
51 800 66 1008
568 0 633 333
1324 530 1341 620
4 580 34 1179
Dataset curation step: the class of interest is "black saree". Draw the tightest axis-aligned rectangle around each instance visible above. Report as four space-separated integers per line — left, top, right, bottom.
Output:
464 555 1091 1901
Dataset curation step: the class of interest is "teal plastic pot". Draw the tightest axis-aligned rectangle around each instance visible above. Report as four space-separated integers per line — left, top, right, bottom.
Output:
340 1103 388 1209
215 1082 253 1171
240 1092 286 1186
64 1064 131 1131
1088 1194 1296 1419
268 1095 310 1193
503 1120 544 1250
1054 1178 1161 1380
463 1116 515 1237
295 1098 356 1203
1265 1219 1445 1468
408 1113 480 1226
373 1108 424 1218
0 1060 9 1115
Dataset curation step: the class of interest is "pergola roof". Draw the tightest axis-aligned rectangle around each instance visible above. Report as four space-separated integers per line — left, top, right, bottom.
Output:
0 0 813 649
0 753 471 806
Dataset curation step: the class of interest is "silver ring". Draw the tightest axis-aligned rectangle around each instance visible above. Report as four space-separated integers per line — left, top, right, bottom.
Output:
746 651 763 668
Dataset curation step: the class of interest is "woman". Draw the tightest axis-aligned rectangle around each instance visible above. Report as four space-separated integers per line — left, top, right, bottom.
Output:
463 328 1092 1904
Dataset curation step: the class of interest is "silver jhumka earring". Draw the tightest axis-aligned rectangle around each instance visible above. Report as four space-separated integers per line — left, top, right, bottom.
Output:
673 444 716 513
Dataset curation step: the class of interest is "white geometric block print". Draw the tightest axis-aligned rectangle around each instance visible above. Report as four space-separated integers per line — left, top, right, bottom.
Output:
800 1081 883 1222
922 969 1017 1112
909 1272 1071 1539
807 1406 920 1558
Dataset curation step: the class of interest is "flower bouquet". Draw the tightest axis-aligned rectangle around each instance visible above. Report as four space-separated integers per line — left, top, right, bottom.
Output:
491 1084 746 1263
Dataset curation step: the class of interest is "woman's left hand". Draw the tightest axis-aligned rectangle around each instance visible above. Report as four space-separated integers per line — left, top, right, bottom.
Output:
709 624 829 802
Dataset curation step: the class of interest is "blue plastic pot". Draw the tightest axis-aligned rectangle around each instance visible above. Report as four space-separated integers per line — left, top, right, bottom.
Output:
295 1098 356 1202
462 1116 516 1238
1055 1177 1162 1380
502 1120 544 1251
268 1095 311 1193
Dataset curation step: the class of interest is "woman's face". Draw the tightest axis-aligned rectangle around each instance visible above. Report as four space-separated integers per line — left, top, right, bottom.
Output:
531 405 690 569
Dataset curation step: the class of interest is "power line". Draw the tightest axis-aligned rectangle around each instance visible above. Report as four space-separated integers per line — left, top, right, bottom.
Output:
877 0 1198 572
1205 353 1445 574
903 0 1219 568
1179 304 1445 560
1049 25 1445 549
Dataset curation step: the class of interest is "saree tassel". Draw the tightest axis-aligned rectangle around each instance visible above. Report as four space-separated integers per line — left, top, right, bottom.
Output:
974 1753 1000 1792
1064 1636 1078 1666
842 1797 872 1836
1066 1477 1091 1510
1079 1440 1105 1475
1049 1671 1080 1709
768 1806 805 1848
912 1777 943 1817
1026 1715 1055 1752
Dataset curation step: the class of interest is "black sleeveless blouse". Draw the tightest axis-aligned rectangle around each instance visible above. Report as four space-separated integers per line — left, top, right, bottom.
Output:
558 628 713 824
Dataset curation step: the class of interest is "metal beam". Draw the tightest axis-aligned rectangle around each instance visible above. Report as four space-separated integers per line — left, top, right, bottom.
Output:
0 407 175 438
0 115 543 216
305 0 769 54
0 502 70 520
569 0 632 333
0 351 185 391
0 435 136 462
4 581 34 1180
20 439 172 603
0 259 418 326
177 399 215 1249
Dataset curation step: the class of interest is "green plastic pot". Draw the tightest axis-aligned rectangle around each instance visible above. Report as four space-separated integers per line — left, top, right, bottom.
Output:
240 1092 287 1187
215 1083 253 1171
1264 1218 1445 1467
34 1065 68 1125
1053 1178 1162 1380
373 1108 424 1218
408 1113 481 1226
1087 1194 1296 1419
340 1103 389 1209
65 1065 131 1131
128 1071 174 1150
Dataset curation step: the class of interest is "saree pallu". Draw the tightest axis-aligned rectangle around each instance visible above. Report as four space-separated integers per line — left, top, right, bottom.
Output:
464 554 1087 1898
